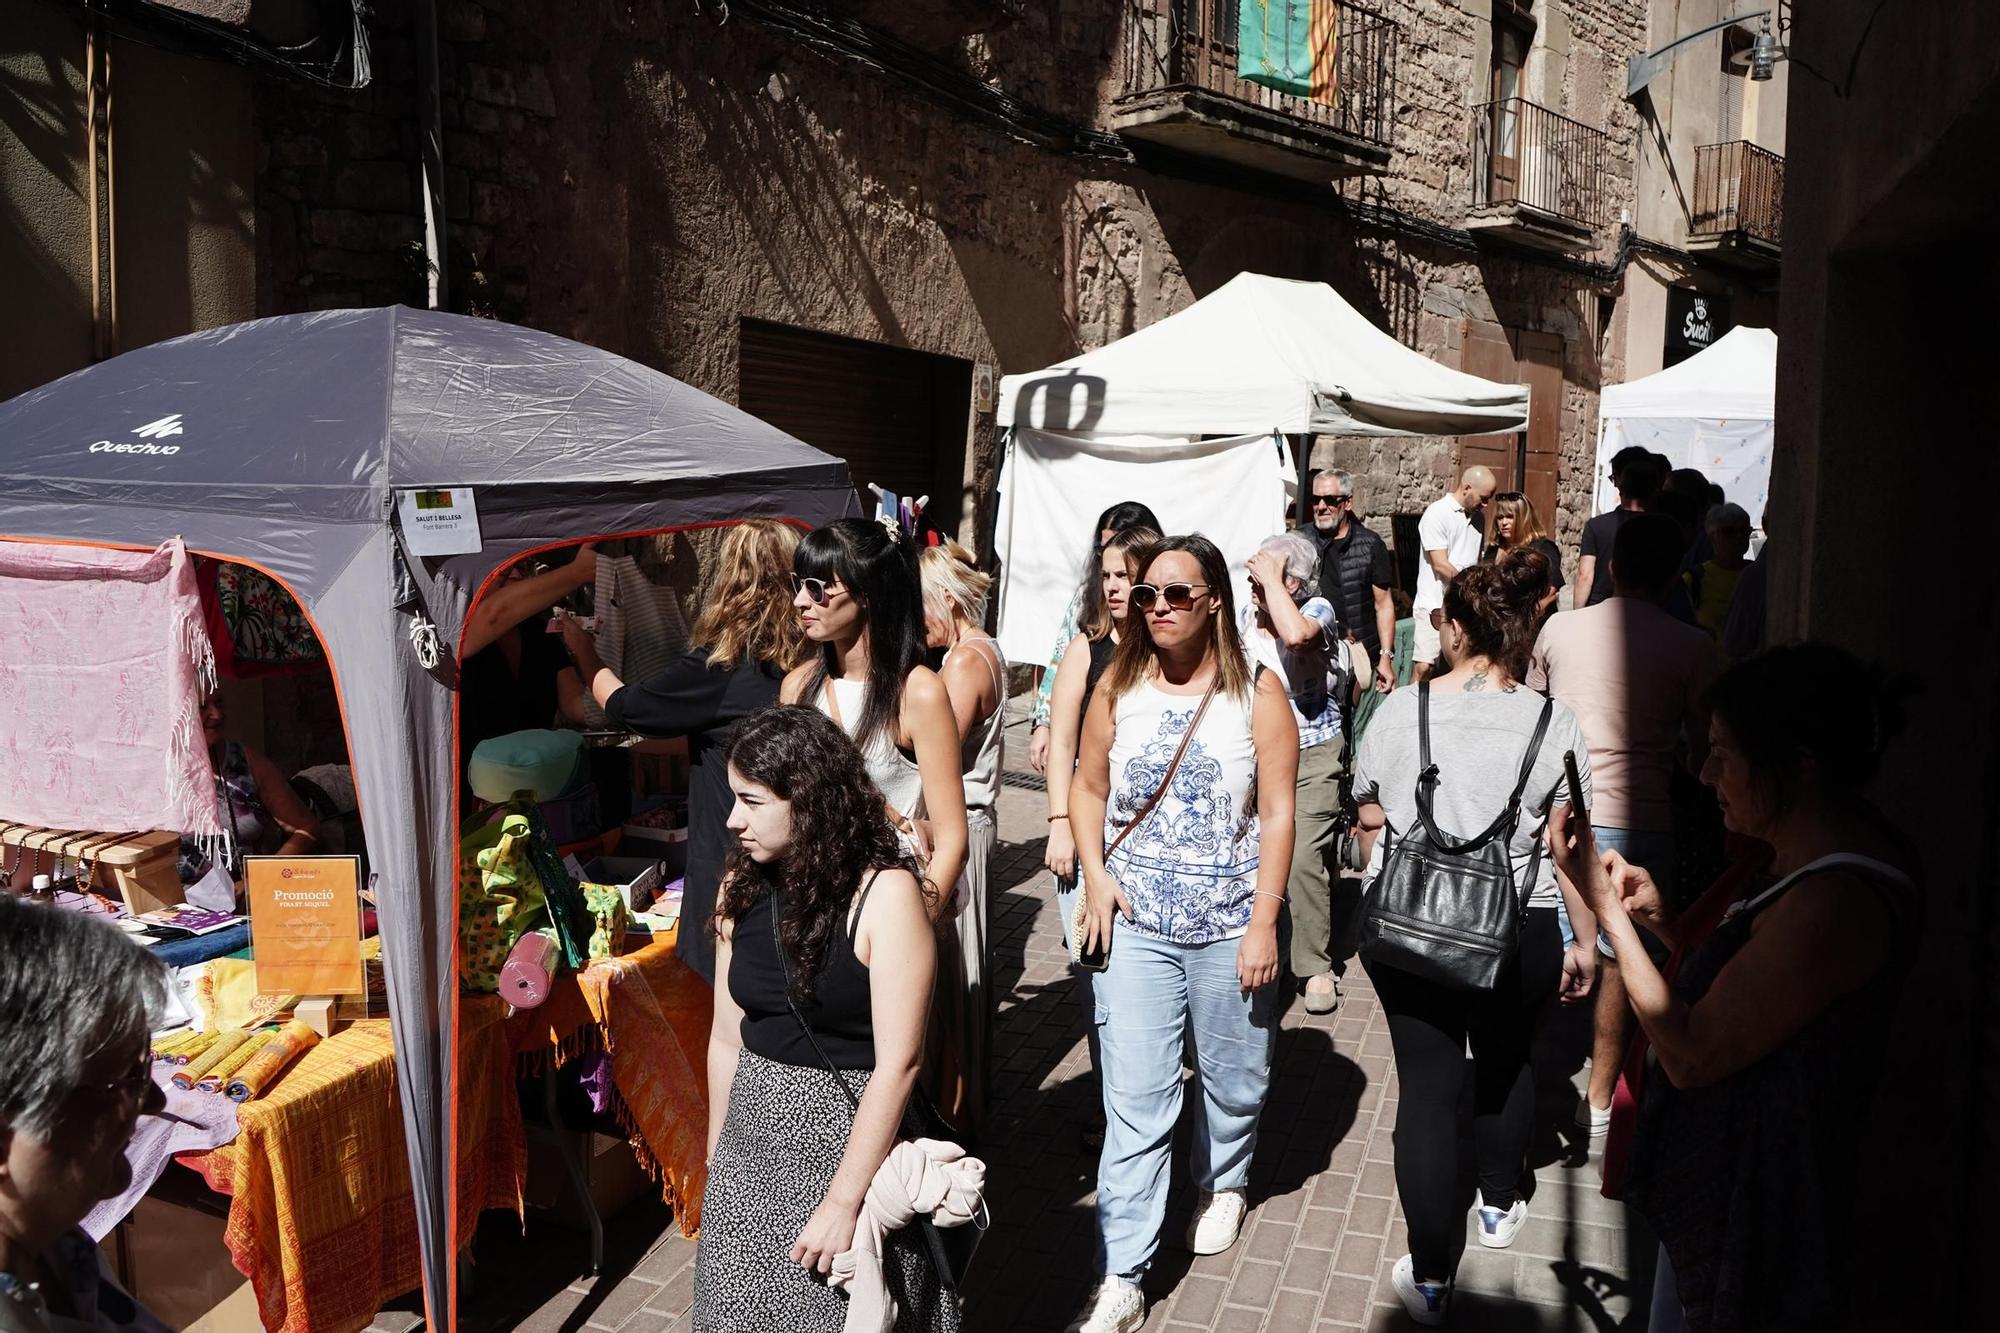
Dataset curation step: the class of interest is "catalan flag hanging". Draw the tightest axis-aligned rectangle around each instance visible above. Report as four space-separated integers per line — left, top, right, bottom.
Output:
1237 0 1340 106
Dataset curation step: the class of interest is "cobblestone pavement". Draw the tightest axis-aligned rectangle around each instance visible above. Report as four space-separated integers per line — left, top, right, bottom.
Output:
378 707 1654 1332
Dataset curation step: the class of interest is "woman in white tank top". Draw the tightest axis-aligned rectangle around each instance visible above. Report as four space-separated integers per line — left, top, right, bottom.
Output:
1064 535 1300 1331
779 519 967 919
919 540 1006 1133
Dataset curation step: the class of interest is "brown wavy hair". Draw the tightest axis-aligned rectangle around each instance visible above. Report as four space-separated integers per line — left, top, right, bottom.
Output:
1101 533 1254 705
715 705 928 1003
1082 525 1162 640
691 519 810 670
1489 492 1552 549
1442 548 1547 681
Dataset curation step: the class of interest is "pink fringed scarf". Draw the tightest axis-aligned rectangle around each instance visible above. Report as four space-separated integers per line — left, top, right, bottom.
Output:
0 539 223 850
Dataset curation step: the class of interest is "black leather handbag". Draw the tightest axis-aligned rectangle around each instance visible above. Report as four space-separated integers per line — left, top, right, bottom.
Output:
1357 681 1553 991
774 889 988 1292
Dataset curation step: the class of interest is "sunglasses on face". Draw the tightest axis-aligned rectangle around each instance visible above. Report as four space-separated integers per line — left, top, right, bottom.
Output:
789 574 845 606
1311 494 1349 508
1130 582 1212 611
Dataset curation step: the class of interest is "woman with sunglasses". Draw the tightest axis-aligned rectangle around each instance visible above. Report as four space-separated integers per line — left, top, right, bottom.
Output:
1483 492 1564 617
1063 536 1298 1333
781 518 967 921
1 895 173 1333
1027 502 1163 774
1043 524 1161 1147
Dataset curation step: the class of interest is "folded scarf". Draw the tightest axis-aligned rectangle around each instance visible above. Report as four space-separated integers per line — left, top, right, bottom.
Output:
829 1138 985 1333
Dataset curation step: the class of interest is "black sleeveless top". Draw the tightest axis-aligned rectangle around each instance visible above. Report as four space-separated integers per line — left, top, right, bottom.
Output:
1081 634 1117 713
730 879 878 1070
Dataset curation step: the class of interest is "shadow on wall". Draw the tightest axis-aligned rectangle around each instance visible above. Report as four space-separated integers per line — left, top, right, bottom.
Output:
1 18 91 400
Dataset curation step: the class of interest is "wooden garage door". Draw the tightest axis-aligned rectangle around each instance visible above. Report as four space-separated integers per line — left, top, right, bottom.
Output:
1458 321 1563 526
738 318 973 509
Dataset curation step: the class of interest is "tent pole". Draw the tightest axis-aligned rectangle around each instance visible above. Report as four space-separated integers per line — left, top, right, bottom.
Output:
415 0 448 310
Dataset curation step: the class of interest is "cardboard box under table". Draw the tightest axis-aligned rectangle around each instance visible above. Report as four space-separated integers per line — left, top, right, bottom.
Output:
158 997 526 1333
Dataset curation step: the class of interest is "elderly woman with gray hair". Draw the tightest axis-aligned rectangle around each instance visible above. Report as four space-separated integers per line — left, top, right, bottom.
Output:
1243 532 1352 1014
0 897 172 1333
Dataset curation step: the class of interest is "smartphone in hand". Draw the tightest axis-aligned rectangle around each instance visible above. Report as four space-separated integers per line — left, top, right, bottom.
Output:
1563 749 1588 818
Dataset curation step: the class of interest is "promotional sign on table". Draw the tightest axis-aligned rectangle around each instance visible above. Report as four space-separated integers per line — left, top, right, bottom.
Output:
246 855 366 995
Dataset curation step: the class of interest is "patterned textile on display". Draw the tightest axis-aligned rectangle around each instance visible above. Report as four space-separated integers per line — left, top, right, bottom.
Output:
580 552 690 728
0 538 222 853
1238 0 1340 105
199 559 323 678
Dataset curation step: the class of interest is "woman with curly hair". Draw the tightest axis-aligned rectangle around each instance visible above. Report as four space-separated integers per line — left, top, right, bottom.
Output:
563 518 810 982
694 705 958 1332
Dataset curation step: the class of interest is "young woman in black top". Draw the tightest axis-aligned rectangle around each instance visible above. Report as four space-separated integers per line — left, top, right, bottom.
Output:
693 705 957 1333
562 519 808 983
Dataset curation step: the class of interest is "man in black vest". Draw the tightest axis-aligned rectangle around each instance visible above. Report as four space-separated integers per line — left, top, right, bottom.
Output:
1295 469 1397 695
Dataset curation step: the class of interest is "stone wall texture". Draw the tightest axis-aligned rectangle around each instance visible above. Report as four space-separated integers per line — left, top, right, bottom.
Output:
244 0 1763 577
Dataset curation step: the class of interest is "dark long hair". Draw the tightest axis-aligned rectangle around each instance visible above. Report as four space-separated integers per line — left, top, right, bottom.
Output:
795 517 925 755
716 706 926 1003
1082 525 1162 639
1075 501 1163 642
1703 643 1910 817
1442 549 1546 681
1100 533 1254 705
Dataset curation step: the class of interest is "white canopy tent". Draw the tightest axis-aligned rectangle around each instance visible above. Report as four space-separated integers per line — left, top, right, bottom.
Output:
992 273 1530 664
1595 325 1777 524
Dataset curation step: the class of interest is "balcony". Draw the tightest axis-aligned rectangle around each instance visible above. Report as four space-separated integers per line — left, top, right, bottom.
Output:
1466 98 1613 253
1115 0 1399 184
1690 140 1784 270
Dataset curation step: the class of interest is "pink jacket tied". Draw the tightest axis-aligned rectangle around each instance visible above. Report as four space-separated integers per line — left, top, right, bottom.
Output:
829 1138 986 1332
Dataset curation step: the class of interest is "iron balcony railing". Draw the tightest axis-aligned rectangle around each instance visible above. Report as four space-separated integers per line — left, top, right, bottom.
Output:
1120 0 1400 149
1692 140 1785 246
1470 97 1613 231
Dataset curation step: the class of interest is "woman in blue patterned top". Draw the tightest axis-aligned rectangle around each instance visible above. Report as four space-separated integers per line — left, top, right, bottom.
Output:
1062 534 1298 1333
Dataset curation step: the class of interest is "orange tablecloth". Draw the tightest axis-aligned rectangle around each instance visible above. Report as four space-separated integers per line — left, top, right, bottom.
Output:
182 997 526 1333
506 926 712 1236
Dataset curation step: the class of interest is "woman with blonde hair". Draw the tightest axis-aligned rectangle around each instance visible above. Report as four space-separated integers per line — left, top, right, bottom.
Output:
1483 492 1564 615
563 517 811 982
1064 534 1298 1333
918 538 1006 1132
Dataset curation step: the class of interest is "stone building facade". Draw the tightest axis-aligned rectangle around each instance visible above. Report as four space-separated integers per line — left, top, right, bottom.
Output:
5 0 1783 589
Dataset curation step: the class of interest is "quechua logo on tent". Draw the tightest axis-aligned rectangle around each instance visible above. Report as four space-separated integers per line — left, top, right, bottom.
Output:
89 414 186 455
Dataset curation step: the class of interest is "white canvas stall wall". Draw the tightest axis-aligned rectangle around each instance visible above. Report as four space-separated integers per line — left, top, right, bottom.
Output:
993 428 1290 666
1593 416 1775 527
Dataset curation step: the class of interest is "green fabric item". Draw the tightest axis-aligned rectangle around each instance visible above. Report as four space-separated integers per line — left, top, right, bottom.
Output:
1237 0 1325 100
1348 616 1417 746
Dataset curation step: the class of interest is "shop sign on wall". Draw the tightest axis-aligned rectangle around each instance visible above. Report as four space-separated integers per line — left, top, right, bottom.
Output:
247 855 366 995
1664 288 1731 367
397 486 484 555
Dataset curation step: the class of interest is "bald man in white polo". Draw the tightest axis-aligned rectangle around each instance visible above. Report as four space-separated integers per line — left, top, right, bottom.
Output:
1412 466 1498 681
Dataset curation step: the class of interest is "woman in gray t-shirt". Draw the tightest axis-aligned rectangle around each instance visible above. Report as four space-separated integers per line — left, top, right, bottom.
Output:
1350 554 1600 1325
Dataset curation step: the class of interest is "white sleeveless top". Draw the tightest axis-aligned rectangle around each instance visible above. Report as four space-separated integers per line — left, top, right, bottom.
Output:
945 638 1007 812
820 678 925 822
1103 677 1260 945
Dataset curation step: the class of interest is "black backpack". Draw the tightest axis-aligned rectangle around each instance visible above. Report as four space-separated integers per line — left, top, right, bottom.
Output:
1357 681 1553 991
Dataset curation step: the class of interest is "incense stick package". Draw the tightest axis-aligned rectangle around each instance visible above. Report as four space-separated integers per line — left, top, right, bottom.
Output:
207 1032 270 1086
172 1029 248 1090
225 1019 320 1103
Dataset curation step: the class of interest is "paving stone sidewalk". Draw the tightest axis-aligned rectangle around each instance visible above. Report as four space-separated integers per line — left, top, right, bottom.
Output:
380 706 1654 1332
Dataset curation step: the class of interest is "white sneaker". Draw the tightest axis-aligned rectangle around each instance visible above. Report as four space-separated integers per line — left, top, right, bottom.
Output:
1183 1187 1249 1255
1574 1096 1613 1137
1063 1276 1145 1333
1392 1252 1452 1326
1475 1195 1528 1248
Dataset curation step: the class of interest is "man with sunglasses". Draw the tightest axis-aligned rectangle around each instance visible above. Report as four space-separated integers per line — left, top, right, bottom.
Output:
1293 470 1396 694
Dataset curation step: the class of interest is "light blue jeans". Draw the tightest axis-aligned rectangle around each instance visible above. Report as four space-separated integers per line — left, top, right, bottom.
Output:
1092 927 1278 1280
1555 825 1677 953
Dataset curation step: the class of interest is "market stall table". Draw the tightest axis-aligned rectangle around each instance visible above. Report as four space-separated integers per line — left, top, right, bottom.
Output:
506 924 712 1251
178 997 526 1333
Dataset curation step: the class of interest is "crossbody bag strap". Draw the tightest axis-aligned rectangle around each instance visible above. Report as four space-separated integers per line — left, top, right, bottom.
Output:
1104 674 1220 860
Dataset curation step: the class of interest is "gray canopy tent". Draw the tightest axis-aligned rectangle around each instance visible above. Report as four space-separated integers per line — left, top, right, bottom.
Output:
0 307 854 1329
